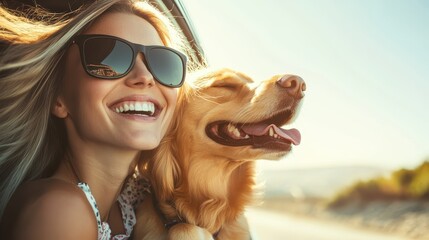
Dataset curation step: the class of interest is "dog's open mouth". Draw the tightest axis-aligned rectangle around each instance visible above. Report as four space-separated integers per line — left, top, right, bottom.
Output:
205 109 301 151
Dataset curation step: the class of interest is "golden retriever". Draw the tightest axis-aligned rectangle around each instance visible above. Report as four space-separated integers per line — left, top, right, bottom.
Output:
134 68 305 239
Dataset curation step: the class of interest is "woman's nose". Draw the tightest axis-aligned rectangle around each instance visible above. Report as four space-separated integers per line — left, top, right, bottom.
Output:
276 74 306 99
125 54 156 88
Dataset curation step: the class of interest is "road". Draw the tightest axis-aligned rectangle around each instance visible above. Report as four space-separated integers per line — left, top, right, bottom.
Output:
245 208 411 240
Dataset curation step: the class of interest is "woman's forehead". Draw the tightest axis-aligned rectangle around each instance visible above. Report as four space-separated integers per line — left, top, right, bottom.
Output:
83 12 163 46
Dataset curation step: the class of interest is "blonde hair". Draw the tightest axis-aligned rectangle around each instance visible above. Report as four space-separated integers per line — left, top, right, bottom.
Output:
0 0 204 219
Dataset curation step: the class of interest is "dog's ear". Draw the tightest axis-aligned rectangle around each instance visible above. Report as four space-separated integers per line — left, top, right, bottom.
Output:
193 68 252 90
210 76 249 90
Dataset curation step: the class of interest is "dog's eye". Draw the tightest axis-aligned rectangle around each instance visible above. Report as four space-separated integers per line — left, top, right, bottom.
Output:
215 84 238 90
210 78 242 90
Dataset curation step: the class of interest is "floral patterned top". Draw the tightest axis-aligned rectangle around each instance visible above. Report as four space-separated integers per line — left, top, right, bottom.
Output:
77 173 150 240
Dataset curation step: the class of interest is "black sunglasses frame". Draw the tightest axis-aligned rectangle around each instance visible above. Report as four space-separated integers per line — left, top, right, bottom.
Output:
73 34 187 88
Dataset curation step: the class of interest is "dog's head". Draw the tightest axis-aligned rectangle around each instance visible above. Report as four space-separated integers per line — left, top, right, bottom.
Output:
172 68 305 161
145 68 306 223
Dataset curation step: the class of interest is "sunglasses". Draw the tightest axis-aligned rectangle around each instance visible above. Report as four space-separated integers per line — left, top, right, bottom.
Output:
73 34 187 88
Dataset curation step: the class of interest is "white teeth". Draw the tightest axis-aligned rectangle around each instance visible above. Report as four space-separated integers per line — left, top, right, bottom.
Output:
135 102 143 111
226 124 279 139
269 127 280 138
227 123 235 133
142 102 150 112
233 128 241 138
269 127 274 137
227 123 243 138
114 101 156 115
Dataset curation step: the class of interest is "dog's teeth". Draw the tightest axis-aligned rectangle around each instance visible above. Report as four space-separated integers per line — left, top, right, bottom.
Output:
119 106 124 113
226 123 242 138
227 124 233 132
269 127 274 137
227 123 236 133
116 108 120 113
274 133 278 138
233 128 241 138
244 134 250 139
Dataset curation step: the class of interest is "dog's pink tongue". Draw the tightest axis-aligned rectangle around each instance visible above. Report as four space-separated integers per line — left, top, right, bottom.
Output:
241 124 301 145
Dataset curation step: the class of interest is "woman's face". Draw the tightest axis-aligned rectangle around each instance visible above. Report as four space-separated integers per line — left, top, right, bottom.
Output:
56 12 178 151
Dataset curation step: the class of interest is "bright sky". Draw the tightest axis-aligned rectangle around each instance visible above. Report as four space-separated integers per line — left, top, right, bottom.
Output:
181 0 429 170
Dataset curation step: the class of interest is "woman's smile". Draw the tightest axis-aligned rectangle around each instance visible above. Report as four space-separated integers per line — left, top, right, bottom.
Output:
109 95 164 120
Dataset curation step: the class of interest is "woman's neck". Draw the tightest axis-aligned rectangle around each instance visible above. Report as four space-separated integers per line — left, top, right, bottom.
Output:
53 145 140 221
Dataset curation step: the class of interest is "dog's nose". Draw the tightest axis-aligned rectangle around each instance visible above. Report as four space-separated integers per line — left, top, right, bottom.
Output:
277 74 306 99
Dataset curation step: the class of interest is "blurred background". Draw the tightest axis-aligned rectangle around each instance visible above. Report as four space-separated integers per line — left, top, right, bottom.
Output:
182 0 429 239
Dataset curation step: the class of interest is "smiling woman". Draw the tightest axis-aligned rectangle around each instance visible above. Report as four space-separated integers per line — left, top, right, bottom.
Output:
0 1 202 239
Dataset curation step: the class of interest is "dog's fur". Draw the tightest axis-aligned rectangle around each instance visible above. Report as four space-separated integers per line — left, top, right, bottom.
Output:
134 68 304 239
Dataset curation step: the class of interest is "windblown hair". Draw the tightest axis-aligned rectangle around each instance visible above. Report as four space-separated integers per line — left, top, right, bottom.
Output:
0 0 203 219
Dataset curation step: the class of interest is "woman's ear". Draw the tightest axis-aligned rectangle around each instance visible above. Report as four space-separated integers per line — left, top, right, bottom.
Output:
52 96 68 118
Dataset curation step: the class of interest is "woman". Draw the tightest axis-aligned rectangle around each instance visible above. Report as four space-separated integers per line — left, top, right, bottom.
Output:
0 0 202 239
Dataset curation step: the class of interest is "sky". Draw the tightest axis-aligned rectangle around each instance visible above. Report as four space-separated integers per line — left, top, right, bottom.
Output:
181 0 429 170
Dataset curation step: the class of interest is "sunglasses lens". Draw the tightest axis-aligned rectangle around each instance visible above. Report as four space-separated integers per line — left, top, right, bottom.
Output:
79 35 186 86
83 38 133 78
147 48 185 87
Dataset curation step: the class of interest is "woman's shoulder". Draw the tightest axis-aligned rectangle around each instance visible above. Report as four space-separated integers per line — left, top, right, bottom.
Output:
11 178 91 212
2 178 97 239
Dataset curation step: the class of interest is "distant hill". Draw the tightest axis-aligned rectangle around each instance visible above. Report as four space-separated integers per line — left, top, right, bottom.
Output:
258 166 387 199
327 160 429 208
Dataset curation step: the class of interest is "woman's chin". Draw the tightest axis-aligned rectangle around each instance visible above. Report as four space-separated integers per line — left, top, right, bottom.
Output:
127 138 161 151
